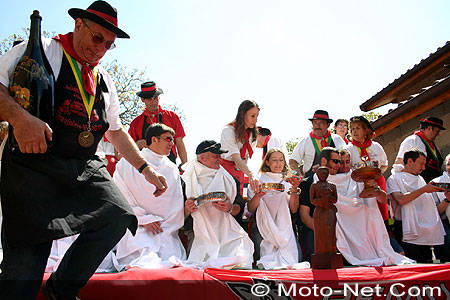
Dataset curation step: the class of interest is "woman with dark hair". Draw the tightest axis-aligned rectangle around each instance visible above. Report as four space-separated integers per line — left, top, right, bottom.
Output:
220 100 261 193
333 119 350 144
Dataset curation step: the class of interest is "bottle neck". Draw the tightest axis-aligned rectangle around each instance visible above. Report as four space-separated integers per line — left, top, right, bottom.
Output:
28 11 42 50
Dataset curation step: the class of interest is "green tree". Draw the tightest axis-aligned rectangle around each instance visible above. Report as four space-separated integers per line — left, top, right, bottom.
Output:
362 111 381 122
286 138 300 155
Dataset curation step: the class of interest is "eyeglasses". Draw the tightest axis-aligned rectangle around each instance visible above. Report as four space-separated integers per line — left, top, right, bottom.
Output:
202 143 221 152
157 136 174 143
337 124 348 129
82 20 116 50
330 159 342 164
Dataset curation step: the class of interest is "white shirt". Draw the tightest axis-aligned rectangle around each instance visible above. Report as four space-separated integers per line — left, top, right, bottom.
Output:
345 141 388 168
0 38 122 131
290 133 345 172
220 125 257 161
386 171 444 245
396 134 427 161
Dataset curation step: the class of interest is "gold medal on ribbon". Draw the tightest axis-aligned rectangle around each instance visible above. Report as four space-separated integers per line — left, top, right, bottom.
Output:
63 49 98 147
78 130 94 148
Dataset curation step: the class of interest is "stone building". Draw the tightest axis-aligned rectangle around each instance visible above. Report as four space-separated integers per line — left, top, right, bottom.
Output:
360 41 450 177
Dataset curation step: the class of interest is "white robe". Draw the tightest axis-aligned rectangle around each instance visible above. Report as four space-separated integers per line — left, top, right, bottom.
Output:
181 159 254 269
432 172 450 221
112 148 186 270
252 172 307 269
387 171 444 246
324 172 414 266
45 235 115 273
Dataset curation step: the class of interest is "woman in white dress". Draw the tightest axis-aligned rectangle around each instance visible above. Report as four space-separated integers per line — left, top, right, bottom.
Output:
220 100 261 194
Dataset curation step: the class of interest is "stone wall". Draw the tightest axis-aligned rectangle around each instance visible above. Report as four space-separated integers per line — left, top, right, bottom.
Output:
375 100 450 178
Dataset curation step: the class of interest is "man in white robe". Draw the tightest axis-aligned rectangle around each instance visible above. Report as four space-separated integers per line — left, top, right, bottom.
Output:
431 154 450 247
313 148 413 266
182 140 254 269
113 123 186 270
387 149 449 262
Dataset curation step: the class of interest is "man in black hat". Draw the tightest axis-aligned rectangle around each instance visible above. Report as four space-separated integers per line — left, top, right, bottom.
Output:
0 1 167 299
395 117 446 182
129 81 188 168
289 110 345 178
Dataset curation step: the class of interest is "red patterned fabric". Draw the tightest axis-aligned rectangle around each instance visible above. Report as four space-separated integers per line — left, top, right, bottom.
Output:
54 33 99 96
37 265 450 300
351 139 373 159
310 130 332 148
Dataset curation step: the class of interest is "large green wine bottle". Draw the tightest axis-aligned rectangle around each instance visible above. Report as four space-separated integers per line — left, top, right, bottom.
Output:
8 10 55 150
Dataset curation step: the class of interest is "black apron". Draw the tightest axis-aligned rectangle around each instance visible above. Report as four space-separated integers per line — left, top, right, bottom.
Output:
304 138 336 178
0 55 136 247
419 139 443 183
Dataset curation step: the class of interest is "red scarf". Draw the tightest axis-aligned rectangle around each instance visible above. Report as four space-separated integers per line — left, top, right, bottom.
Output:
143 106 161 124
232 122 253 159
262 134 271 159
414 130 435 150
54 33 99 96
310 130 332 148
343 137 349 144
351 139 372 159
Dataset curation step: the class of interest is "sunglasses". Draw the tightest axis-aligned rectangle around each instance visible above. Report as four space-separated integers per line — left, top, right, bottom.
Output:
330 159 342 164
82 20 116 50
157 136 174 142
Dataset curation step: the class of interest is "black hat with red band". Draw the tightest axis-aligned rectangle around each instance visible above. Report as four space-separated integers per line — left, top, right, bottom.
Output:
420 117 446 130
69 1 129 38
137 81 164 98
309 110 333 123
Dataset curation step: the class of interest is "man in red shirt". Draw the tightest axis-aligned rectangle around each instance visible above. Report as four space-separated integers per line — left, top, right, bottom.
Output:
129 81 187 167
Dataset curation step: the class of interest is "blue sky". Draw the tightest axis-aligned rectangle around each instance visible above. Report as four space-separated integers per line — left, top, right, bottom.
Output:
1 0 449 161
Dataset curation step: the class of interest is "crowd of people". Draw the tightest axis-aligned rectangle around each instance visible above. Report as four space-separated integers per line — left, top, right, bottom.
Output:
0 1 449 299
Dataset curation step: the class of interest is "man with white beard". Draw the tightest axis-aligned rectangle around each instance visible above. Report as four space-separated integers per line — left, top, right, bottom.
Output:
313 147 413 266
387 149 449 262
182 140 254 269
112 123 186 270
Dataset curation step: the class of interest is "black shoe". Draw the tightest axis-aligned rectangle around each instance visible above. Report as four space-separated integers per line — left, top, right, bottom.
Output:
42 278 81 300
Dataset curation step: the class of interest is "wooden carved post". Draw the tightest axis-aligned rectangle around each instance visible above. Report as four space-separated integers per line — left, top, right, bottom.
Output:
310 166 343 269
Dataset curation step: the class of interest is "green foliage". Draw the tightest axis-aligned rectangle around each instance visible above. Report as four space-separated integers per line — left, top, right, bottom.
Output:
286 138 300 155
362 111 381 122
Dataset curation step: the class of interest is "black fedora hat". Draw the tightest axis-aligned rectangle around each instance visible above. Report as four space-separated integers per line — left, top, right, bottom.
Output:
137 81 164 98
309 110 333 123
350 116 374 132
68 1 129 38
420 117 446 130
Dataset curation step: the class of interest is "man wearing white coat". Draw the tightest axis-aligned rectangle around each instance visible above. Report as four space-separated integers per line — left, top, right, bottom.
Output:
183 140 254 269
113 123 186 270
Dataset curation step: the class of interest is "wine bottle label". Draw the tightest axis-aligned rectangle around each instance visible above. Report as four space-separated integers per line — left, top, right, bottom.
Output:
10 85 31 110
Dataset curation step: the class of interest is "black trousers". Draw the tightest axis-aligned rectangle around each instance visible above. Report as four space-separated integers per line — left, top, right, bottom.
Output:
393 220 450 263
0 203 133 300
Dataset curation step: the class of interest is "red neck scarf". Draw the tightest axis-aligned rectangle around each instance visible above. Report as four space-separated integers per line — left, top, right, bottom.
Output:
351 139 372 159
310 130 332 148
54 33 100 96
143 106 161 124
232 122 253 159
262 134 271 159
414 130 435 150
343 137 349 144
